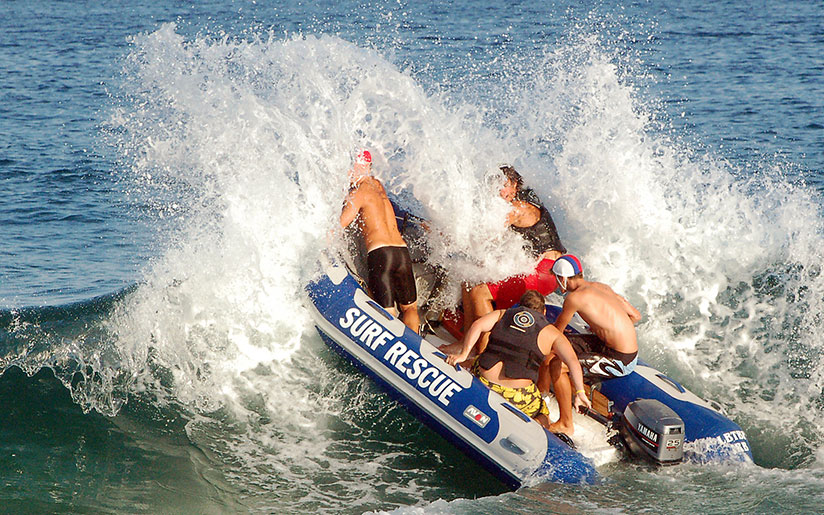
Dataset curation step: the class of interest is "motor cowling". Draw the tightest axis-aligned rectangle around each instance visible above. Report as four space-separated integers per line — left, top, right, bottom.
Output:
619 399 684 465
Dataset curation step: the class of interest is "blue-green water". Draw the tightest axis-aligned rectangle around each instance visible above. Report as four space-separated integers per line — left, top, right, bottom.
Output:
2 1 823 512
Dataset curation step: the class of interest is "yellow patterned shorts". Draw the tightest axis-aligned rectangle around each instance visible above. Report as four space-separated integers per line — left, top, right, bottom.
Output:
471 360 549 419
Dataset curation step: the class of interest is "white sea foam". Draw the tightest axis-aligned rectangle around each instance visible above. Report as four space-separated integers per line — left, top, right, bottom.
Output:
102 24 539 505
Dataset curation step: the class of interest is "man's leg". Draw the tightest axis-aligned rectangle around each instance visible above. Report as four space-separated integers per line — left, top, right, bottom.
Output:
537 355 553 394
385 246 419 334
399 301 420 334
462 283 494 354
547 357 575 435
535 412 552 430
462 283 494 330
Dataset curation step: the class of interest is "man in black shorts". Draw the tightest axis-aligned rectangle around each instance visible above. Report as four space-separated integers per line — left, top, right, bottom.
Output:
540 254 641 435
340 150 420 333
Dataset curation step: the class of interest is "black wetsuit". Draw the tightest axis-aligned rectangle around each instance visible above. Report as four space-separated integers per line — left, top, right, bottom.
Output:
510 187 566 257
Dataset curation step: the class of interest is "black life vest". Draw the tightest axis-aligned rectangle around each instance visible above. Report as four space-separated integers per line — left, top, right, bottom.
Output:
510 188 566 257
477 306 549 383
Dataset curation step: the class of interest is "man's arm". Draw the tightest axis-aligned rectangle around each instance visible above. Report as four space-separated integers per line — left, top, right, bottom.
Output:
340 188 361 228
618 294 642 324
505 200 540 227
446 310 501 366
553 295 580 333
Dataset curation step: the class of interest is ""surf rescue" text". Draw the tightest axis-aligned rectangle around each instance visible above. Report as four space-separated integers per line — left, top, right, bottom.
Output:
338 307 463 407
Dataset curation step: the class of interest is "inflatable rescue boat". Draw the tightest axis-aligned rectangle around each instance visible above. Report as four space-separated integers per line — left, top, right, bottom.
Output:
306 253 752 488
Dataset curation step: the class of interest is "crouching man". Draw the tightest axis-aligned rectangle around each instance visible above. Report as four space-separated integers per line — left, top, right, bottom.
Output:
541 255 642 436
446 290 590 432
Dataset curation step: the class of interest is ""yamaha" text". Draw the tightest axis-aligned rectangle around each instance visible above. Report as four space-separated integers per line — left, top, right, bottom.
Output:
637 422 659 443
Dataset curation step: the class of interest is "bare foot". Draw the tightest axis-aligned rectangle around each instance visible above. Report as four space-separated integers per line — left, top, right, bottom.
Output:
437 342 462 354
548 420 574 436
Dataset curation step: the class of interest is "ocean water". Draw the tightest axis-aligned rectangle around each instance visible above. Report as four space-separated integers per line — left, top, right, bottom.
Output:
1 0 823 513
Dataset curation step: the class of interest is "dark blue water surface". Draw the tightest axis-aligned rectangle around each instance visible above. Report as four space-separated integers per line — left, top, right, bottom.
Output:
1 1 823 513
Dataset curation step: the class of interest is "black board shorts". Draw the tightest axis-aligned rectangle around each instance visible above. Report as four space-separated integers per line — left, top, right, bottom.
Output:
366 245 417 308
567 333 638 379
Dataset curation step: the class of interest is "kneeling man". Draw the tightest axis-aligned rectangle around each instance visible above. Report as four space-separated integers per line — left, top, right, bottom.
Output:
446 290 591 431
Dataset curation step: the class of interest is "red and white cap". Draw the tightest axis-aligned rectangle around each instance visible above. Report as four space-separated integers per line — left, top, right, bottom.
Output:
355 149 372 165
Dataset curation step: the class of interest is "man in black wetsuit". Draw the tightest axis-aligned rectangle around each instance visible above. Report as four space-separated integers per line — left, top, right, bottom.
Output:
459 165 567 348
446 290 591 431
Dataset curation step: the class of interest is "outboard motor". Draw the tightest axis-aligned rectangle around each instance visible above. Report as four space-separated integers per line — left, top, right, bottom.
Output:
619 399 685 465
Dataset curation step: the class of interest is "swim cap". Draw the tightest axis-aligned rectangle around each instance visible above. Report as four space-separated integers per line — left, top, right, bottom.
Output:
355 149 372 165
552 254 583 277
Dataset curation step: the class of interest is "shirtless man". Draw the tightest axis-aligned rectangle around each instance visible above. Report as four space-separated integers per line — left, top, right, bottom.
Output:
445 290 590 431
541 254 642 435
340 149 420 333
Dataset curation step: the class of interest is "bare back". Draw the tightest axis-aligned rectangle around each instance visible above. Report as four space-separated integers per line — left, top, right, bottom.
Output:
341 176 406 251
556 281 639 354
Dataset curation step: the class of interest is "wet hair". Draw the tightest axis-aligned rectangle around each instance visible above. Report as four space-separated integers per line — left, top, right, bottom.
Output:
519 289 545 311
500 165 523 189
